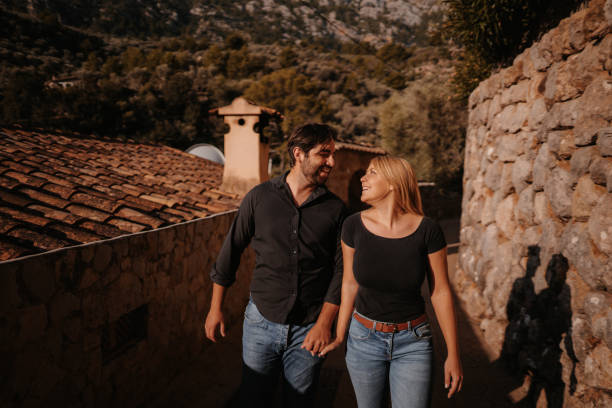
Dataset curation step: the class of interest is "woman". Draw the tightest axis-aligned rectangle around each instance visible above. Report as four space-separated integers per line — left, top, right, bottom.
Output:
319 156 462 407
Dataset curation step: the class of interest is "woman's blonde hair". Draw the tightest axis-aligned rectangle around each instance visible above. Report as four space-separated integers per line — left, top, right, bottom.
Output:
370 155 424 215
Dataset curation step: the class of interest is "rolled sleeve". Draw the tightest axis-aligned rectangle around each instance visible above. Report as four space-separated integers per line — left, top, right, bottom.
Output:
209 190 255 287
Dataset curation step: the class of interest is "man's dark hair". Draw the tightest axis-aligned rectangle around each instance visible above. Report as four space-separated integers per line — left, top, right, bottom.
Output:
287 123 337 167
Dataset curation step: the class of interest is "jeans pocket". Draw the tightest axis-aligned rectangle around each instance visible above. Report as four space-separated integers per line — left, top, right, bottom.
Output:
413 321 432 339
244 301 265 325
349 318 371 341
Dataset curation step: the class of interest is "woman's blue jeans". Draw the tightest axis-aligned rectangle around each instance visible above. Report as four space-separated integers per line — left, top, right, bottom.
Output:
240 299 323 407
345 312 433 408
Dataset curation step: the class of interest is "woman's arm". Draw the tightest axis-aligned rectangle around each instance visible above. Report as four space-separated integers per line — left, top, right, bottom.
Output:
427 247 463 398
319 241 358 356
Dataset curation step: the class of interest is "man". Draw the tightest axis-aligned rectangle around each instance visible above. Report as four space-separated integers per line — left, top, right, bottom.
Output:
205 123 345 407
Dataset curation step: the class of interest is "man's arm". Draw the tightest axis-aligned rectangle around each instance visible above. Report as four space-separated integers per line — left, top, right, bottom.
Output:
205 282 228 342
204 191 256 341
301 302 339 356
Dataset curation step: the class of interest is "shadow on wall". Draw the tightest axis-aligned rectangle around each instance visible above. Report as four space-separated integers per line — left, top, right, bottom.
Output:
499 247 577 408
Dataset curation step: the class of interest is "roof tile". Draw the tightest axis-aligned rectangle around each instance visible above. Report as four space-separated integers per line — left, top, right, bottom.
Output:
115 207 165 229
41 183 75 200
32 172 77 188
49 223 103 243
79 220 125 238
0 189 33 207
65 204 111 223
0 176 19 189
0 239 34 261
4 171 47 187
71 192 119 213
8 227 73 250
28 204 82 224
0 214 19 233
107 218 147 233
140 194 176 208
19 188 70 209
2 161 35 174
0 206 51 227
119 195 163 212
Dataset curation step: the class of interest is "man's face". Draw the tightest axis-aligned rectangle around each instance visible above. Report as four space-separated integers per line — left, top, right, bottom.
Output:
298 141 336 185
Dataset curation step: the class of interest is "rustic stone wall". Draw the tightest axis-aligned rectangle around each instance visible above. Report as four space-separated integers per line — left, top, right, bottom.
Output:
0 211 254 406
455 0 612 406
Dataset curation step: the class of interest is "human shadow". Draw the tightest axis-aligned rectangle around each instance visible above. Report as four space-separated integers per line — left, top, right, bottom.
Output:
499 247 577 407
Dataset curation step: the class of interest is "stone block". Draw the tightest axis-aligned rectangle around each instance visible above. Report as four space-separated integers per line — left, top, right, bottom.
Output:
498 133 523 162
501 81 529 107
499 103 529 134
572 315 594 362
597 127 612 156
584 343 612 390
571 145 600 177
530 31 554 72
543 98 580 131
548 130 576 159
0 265 21 312
159 228 176 254
545 167 574 219
515 186 535 226
495 194 518 239
533 192 552 224
584 291 612 319
533 143 554 191
480 72 503 101
568 8 588 52
18 305 47 342
48 291 80 324
572 175 606 221
487 94 502 126
499 162 515 197
481 190 502 226
93 244 113 273
82 292 107 329
606 0 612 27
584 0 610 40
512 155 533 194
588 194 612 255
20 258 55 304
562 221 608 289
575 77 612 145
479 318 506 355
79 267 98 290
484 160 503 190
502 63 523 88
527 98 548 130
589 156 612 188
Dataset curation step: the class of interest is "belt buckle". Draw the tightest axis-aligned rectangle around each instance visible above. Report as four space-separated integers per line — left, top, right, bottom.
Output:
384 323 398 333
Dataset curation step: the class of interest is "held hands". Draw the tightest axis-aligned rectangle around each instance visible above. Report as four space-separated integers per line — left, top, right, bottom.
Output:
204 308 226 342
444 355 463 398
301 322 332 356
318 337 344 357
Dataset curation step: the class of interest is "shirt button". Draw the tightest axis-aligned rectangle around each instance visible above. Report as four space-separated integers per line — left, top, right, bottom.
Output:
291 249 297 254
292 229 297 234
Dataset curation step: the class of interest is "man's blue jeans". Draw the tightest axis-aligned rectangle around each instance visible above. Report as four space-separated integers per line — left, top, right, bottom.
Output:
240 299 323 407
345 312 433 408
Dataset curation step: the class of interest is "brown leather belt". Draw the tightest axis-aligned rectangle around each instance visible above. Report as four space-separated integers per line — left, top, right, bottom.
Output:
353 312 427 333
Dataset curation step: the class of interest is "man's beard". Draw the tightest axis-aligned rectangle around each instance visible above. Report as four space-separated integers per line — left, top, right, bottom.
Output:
302 163 332 185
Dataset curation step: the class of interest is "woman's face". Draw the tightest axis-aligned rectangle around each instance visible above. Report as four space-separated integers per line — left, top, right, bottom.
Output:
360 164 392 204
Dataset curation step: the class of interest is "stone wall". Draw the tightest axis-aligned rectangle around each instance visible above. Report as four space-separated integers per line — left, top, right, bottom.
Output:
456 0 612 406
0 211 255 406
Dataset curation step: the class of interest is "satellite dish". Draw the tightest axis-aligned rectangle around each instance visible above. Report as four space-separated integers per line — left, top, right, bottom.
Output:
186 144 225 165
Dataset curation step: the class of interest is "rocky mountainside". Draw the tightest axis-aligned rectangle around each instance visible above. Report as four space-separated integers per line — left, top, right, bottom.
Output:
0 0 439 45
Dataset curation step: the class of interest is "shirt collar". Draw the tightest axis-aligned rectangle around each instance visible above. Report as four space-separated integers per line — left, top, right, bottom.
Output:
271 171 329 206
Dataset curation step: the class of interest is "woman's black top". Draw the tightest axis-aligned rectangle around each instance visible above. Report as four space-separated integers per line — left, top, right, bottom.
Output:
341 212 447 323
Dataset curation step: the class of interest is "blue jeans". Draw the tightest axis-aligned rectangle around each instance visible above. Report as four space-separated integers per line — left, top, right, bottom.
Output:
345 313 433 408
240 299 323 407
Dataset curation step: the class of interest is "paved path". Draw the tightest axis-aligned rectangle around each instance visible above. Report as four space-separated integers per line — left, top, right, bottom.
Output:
153 219 523 407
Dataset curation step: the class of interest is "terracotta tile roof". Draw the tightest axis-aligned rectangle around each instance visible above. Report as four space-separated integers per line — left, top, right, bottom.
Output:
335 141 386 155
0 127 240 261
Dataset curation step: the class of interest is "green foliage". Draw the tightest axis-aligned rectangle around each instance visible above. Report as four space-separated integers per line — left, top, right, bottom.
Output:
243 68 327 134
444 0 584 98
378 78 466 187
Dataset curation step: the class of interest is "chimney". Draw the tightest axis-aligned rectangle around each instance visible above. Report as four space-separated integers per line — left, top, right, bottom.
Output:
211 97 282 195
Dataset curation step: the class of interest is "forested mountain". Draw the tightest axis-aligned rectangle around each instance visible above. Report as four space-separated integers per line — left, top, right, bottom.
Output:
1 0 438 44
0 0 464 187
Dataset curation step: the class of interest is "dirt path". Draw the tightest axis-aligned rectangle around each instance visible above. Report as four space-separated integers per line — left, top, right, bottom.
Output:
153 219 523 407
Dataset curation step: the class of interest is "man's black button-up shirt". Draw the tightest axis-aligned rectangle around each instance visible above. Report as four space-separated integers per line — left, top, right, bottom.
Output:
210 173 346 325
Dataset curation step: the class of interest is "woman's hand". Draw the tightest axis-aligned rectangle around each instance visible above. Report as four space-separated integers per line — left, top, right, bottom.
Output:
444 355 463 398
318 337 344 357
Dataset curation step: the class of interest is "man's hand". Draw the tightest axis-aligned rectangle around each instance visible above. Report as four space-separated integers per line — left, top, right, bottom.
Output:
301 322 332 356
204 308 226 342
